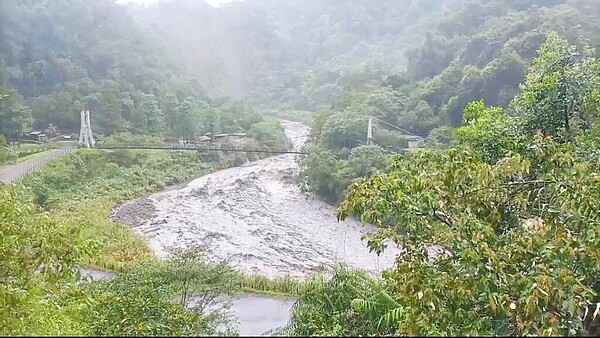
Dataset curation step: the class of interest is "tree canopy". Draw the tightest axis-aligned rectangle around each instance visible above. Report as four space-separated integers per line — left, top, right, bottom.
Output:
288 34 600 337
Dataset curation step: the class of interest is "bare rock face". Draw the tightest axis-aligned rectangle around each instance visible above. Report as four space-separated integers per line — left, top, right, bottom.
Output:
113 120 401 278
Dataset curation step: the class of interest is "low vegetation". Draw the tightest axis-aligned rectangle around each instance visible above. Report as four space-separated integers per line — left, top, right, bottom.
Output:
77 247 241 336
0 140 58 165
238 274 303 298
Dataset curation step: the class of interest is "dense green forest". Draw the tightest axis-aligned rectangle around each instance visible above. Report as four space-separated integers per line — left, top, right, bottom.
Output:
0 0 289 147
130 0 599 114
124 0 600 204
290 34 600 336
128 0 458 107
295 0 600 203
2 0 600 336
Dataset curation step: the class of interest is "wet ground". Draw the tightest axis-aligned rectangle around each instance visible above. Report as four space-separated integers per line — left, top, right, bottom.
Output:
225 294 295 336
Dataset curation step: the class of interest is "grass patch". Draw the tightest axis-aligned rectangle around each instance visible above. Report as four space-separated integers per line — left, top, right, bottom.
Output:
54 198 152 272
16 149 210 270
10 143 45 151
238 273 303 297
1 142 66 164
14 149 53 163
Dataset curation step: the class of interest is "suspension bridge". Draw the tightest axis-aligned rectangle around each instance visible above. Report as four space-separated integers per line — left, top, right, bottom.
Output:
1 108 423 184
78 109 310 154
94 143 310 155
80 110 423 154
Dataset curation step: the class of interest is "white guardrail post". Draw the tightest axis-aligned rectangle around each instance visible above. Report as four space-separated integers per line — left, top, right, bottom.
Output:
12 147 72 184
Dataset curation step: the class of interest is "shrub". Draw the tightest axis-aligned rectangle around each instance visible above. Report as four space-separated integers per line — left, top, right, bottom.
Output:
79 247 240 336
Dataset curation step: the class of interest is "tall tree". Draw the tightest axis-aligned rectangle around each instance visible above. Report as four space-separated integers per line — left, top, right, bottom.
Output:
197 100 219 137
511 34 600 141
176 97 201 139
1 104 33 144
140 94 166 134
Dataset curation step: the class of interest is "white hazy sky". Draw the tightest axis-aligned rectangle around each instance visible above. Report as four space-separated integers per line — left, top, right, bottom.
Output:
116 0 243 7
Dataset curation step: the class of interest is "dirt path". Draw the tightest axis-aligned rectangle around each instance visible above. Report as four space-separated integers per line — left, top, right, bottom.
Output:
0 142 76 184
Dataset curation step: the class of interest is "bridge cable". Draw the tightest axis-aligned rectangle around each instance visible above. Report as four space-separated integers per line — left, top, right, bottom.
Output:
371 116 419 137
90 113 295 152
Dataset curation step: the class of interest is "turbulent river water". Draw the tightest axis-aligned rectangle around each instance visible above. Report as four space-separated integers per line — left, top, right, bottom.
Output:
113 120 400 278
110 120 401 335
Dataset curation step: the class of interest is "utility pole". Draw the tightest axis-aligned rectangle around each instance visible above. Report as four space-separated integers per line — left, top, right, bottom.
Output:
78 108 95 148
367 116 374 145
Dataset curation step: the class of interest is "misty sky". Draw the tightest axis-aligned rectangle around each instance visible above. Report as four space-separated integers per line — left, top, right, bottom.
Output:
116 0 243 7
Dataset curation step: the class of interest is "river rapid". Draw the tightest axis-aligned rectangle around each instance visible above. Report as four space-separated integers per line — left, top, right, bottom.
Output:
112 120 400 279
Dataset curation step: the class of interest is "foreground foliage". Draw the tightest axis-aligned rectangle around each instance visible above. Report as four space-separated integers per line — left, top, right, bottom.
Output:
0 188 83 335
77 248 240 336
1 202 242 336
290 35 600 336
336 144 600 335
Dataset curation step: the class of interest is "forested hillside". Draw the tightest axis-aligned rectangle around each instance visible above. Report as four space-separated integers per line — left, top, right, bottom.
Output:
294 0 600 203
129 0 599 117
3 0 600 336
130 0 461 109
3 0 597 145
291 33 600 336
0 0 289 148
0 0 209 137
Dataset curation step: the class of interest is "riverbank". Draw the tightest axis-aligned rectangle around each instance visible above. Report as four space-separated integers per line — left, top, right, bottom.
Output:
4 119 395 336
14 133 288 273
78 266 297 336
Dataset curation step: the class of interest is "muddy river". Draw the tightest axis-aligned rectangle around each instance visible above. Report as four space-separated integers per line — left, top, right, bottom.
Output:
113 120 399 278
110 120 401 335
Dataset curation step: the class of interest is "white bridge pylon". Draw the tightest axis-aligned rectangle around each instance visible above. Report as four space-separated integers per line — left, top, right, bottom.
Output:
78 109 95 148
367 116 374 145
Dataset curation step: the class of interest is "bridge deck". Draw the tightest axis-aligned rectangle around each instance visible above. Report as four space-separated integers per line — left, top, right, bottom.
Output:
94 143 309 155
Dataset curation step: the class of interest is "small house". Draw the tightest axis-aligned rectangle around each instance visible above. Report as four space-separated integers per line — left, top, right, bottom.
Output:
27 131 47 142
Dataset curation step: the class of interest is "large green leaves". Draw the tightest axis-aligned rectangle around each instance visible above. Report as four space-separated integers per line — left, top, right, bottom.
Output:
336 142 600 335
454 100 526 164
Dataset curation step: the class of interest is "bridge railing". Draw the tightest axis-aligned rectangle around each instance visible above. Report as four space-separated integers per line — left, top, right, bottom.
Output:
94 143 309 155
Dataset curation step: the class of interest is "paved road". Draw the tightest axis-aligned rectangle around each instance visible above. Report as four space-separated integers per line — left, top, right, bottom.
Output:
0 142 76 184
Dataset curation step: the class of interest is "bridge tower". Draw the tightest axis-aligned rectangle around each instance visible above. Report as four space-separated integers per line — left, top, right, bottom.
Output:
367 116 374 145
78 109 95 148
